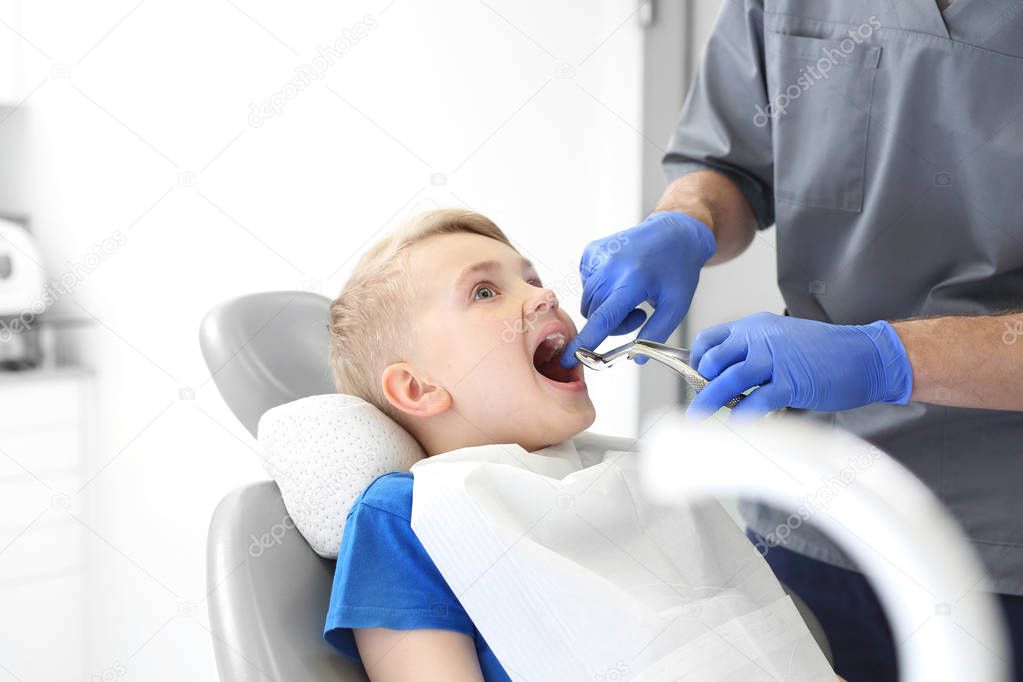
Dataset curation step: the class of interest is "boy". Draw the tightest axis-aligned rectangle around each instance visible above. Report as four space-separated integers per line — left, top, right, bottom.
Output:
323 209 839 681
325 208 592 681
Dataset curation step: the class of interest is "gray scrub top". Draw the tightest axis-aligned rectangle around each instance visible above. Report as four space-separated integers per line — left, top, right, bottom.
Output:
663 0 1023 593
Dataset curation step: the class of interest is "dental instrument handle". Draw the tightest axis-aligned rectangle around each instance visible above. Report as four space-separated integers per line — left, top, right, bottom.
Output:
627 342 745 409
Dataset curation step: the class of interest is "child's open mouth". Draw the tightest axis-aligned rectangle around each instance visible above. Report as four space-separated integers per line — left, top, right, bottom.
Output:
531 323 584 389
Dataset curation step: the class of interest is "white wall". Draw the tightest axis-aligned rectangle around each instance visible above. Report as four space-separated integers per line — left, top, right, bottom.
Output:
0 1 645 679
682 0 786 343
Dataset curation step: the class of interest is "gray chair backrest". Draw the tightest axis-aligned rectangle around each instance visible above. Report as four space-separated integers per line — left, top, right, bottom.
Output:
199 291 337 437
200 291 830 681
201 291 366 681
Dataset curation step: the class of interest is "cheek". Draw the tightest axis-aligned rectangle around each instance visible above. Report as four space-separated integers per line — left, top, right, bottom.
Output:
471 340 531 394
466 312 532 371
442 326 531 395
419 315 502 382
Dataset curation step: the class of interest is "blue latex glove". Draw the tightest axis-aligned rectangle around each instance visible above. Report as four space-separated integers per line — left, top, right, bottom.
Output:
561 211 716 367
688 312 913 421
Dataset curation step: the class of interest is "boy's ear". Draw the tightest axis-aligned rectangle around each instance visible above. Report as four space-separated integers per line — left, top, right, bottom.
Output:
380 362 452 418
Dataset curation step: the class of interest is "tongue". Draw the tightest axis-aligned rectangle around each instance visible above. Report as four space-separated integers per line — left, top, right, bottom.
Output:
533 339 575 383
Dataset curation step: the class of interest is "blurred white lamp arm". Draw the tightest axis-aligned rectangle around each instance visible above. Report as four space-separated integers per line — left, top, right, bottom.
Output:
640 414 1010 682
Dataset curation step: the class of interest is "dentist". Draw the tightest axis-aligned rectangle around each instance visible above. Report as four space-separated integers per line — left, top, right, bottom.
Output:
561 1 1023 680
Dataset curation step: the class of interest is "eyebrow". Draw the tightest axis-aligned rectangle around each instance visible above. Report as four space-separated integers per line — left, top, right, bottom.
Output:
454 257 535 290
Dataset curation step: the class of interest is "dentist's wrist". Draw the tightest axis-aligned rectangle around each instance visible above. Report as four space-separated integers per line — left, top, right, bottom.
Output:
859 320 914 405
647 210 717 265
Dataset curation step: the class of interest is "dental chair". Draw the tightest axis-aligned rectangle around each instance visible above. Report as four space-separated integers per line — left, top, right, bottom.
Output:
200 291 832 682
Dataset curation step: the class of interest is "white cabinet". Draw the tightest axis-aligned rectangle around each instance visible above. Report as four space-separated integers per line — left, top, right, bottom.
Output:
0 369 92 681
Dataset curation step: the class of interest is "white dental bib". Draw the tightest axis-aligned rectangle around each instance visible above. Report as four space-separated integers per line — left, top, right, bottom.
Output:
410 440 834 681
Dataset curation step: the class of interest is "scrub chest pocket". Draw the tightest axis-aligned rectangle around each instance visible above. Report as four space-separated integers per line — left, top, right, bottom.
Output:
766 32 882 213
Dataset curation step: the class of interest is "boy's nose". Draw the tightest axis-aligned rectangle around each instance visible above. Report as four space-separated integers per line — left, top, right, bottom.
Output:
525 289 558 317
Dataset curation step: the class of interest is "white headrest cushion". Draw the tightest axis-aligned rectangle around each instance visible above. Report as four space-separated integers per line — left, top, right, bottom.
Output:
257 394 425 558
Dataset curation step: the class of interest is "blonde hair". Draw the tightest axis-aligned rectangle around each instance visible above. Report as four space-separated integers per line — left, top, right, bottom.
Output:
328 208 515 418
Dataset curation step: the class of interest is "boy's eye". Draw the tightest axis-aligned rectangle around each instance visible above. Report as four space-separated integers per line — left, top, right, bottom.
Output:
527 278 543 288
473 284 498 300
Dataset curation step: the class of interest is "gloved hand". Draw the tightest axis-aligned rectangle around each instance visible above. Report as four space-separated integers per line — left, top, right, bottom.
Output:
687 312 913 421
561 211 716 367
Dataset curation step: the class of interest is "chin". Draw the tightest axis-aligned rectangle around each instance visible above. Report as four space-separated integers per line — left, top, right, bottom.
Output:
577 404 597 433
547 401 597 443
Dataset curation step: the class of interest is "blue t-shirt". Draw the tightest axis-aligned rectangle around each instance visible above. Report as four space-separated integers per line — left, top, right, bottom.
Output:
323 472 511 682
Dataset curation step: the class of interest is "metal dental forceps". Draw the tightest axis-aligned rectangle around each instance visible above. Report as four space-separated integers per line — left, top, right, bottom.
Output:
575 339 746 409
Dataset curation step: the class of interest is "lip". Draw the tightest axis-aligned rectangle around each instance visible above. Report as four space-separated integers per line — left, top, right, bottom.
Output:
529 319 587 392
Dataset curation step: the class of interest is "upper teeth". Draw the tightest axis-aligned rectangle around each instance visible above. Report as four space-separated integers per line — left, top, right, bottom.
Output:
541 333 566 362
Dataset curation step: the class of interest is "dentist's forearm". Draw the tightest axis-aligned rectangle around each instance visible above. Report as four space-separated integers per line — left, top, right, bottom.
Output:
891 312 1023 411
652 170 757 265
